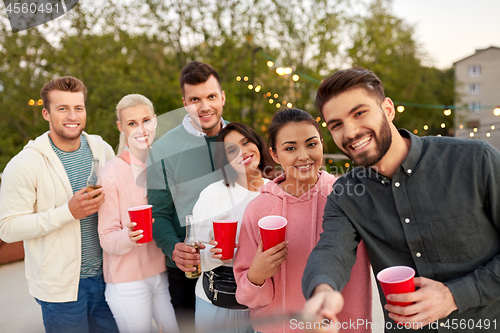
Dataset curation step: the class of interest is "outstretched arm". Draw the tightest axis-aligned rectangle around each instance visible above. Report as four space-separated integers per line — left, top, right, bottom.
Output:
302 284 344 333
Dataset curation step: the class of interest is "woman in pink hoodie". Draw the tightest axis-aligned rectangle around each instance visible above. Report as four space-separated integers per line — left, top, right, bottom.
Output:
233 108 372 333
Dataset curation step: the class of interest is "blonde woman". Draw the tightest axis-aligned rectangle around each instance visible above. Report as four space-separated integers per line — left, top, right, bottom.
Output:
98 94 179 333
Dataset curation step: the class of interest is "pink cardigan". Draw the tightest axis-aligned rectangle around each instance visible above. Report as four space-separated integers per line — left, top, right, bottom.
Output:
98 151 166 284
233 171 372 333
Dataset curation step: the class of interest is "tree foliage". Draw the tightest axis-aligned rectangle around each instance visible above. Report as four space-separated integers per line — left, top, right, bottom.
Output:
348 0 455 135
0 0 454 172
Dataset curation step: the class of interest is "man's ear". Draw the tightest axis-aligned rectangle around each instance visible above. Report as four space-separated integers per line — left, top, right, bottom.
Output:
221 91 226 106
381 97 395 122
182 97 186 107
42 108 50 121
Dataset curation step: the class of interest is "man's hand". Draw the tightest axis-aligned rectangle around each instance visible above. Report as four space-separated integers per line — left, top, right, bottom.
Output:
68 187 105 220
385 277 458 328
247 241 288 286
172 242 206 272
302 284 344 333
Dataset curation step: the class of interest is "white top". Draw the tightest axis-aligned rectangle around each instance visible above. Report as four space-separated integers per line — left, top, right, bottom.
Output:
192 178 269 303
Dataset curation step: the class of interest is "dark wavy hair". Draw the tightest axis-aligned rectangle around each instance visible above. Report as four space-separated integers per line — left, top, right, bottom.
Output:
179 61 221 95
215 122 275 186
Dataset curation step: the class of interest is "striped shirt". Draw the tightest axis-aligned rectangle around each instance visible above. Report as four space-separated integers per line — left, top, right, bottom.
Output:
50 135 103 278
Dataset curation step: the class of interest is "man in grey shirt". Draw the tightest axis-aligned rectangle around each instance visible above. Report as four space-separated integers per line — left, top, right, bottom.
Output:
302 68 500 332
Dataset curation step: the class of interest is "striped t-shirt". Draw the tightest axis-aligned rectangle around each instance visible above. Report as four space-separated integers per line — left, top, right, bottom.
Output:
50 135 103 278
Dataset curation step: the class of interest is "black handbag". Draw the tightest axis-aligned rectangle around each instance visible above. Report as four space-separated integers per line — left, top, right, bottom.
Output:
202 266 248 310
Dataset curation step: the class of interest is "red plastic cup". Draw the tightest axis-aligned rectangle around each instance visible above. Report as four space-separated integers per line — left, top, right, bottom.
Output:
258 216 287 251
376 266 416 306
213 220 239 260
127 205 153 244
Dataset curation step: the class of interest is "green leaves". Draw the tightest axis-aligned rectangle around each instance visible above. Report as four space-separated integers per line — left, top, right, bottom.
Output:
0 0 454 172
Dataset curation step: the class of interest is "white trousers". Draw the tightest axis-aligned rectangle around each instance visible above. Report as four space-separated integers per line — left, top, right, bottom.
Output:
105 272 179 333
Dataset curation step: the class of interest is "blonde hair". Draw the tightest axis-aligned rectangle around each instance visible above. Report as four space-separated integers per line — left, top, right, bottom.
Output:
116 94 155 154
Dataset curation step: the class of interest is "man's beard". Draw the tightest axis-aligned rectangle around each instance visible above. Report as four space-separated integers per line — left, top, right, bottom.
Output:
54 126 83 141
342 117 392 167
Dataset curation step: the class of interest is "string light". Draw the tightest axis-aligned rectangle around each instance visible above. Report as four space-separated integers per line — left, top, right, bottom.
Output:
236 76 241 81
316 117 321 122
261 51 500 135
269 99 274 104
248 84 253 90
243 76 249 81
344 163 350 168
28 99 35 106
37 99 43 105
492 125 496 130
470 132 475 138
437 134 442 137
252 53 500 137
486 132 491 137
276 103 281 108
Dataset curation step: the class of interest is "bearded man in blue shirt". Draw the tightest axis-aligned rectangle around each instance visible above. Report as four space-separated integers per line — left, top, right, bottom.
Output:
302 67 500 332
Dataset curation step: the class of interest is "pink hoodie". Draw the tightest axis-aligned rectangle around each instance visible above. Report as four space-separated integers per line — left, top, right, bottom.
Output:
234 171 372 333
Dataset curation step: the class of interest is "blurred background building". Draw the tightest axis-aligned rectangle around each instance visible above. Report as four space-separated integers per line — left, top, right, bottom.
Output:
454 46 500 149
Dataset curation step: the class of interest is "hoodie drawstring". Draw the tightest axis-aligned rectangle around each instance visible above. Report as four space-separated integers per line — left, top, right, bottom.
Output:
312 192 318 245
281 195 287 332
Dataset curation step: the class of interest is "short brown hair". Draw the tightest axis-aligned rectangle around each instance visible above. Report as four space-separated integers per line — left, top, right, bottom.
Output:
40 76 87 111
179 61 221 95
316 67 385 115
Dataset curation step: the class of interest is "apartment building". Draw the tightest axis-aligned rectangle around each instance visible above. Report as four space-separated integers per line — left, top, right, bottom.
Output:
454 46 500 149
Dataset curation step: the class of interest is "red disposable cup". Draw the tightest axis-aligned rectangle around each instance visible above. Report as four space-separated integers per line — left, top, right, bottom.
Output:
213 220 239 260
258 216 287 251
127 205 153 244
376 266 415 306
